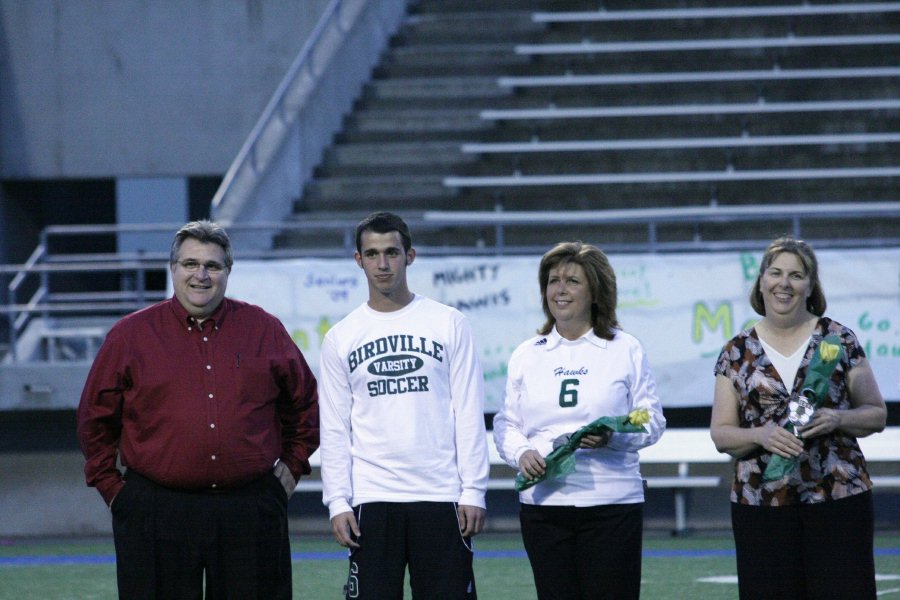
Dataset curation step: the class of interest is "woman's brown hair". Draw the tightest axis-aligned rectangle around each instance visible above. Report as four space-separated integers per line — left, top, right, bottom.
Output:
538 241 619 340
749 236 827 317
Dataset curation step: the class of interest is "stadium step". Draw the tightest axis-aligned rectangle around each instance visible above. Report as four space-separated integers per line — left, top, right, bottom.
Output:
274 0 900 253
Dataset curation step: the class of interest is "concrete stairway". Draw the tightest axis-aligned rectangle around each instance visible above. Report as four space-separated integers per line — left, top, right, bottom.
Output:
275 0 900 251
286 3 544 210
275 0 567 250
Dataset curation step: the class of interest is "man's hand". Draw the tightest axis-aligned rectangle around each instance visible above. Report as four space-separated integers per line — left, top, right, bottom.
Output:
273 461 297 498
331 511 361 548
457 504 485 538
107 478 126 510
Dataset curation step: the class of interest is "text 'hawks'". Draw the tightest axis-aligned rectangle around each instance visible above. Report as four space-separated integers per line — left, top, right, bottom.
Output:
348 334 444 373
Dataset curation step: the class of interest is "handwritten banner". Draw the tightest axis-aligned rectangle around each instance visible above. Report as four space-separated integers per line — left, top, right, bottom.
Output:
219 248 899 411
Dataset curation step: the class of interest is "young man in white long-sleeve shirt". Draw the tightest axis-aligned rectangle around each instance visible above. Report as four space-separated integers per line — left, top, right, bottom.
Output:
319 212 489 599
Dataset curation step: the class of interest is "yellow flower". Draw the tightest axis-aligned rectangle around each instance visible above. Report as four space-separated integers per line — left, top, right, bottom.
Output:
627 408 650 426
819 340 840 363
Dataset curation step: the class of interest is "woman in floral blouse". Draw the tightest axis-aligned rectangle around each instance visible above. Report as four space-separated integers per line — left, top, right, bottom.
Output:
710 236 886 600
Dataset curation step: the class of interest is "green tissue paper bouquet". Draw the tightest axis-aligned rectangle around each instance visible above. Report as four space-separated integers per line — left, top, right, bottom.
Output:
762 334 844 482
515 408 651 492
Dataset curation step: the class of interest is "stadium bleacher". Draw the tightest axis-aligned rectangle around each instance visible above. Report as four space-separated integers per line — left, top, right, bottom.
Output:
0 0 897 538
271 0 899 252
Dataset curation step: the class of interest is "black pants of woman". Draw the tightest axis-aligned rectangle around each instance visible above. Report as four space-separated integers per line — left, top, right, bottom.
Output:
731 490 876 600
520 502 643 600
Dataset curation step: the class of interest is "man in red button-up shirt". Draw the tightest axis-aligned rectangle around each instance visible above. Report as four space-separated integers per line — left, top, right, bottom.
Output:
77 220 319 599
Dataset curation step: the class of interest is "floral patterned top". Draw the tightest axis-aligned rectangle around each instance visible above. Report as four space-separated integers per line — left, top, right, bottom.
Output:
714 317 872 506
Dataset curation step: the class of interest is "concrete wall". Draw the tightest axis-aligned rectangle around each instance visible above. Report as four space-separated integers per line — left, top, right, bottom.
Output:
0 451 112 536
0 0 332 178
0 363 92 411
0 449 736 538
0 0 343 537
4 449 898 538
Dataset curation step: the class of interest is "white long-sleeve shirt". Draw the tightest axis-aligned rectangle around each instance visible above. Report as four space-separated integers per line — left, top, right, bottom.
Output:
493 326 666 506
319 294 490 519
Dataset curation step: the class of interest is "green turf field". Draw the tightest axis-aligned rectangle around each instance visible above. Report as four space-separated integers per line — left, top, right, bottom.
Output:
1 532 899 599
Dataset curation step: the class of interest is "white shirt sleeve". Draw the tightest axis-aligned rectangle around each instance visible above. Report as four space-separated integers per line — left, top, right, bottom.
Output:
448 312 490 509
318 332 355 519
492 345 534 471
606 339 666 452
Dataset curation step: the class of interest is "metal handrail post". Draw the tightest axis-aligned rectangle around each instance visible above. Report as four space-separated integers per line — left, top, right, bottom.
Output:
7 243 48 363
493 203 504 256
136 250 147 305
343 227 354 256
7 283 16 363
39 229 50 324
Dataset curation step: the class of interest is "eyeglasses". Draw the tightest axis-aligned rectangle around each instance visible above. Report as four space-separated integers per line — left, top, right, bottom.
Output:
174 259 227 274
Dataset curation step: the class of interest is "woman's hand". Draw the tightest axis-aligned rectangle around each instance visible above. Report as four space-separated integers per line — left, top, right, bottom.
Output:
518 449 546 479
578 431 612 449
798 407 842 439
755 420 804 458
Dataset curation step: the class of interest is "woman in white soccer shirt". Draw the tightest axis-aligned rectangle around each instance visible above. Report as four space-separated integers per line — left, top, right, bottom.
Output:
493 242 665 600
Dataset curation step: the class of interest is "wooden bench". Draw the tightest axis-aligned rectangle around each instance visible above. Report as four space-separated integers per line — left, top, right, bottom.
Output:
297 427 900 535
857 427 900 489
514 34 900 57
496 66 900 89
299 428 727 534
422 203 900 226
443 166 900 189
530 3 900 24
460 132 900 155
477 98 900 122
636 429 729 534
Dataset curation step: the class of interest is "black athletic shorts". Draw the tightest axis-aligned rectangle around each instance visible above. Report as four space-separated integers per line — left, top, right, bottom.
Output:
343 501 477 600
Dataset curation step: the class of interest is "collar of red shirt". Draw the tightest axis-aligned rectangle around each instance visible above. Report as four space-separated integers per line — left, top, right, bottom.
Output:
167 295 229 329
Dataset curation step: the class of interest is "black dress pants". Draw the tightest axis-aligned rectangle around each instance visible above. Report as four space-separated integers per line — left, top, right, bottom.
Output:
112 470 292 600
519 502 643 600
731 490 876 600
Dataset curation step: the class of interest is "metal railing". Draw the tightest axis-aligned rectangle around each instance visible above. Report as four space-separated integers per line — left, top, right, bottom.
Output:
210 0 405 246
422 202 900 255
2 205 899 363
1 224 176 363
